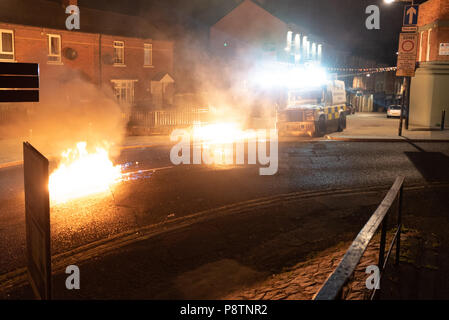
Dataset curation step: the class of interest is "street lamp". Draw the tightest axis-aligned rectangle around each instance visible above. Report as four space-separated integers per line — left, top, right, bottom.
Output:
383 0 415 4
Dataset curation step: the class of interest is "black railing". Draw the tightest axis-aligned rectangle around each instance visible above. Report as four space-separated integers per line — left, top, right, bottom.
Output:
314 176 404 300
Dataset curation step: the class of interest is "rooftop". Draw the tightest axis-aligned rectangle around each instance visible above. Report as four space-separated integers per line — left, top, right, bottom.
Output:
0 0 166 40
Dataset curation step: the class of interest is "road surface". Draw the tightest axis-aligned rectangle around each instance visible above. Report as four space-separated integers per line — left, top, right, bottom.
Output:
0 139 448 276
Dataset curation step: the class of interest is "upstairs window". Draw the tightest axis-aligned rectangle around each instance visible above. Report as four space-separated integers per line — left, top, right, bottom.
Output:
48 34 61 63
113 41 125 65
144 43 152 66
0 29 14 61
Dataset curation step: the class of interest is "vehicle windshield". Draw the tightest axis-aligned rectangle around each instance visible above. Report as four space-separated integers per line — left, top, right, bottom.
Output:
389 105 401 110
288 89 322 107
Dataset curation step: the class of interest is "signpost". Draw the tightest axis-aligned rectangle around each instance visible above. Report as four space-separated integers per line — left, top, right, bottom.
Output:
396 32 418 135
23 142 51 300
403 5 419 26
396 33 418 77
397 2 419 135
1 62 46 299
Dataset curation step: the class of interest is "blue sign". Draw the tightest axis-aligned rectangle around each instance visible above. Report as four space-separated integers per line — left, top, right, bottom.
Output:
403 5 419 26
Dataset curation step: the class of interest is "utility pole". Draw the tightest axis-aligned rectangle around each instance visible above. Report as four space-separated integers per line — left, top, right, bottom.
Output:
405 76 411 129
398 77 407 136
391 0 418 136
398 76 411 136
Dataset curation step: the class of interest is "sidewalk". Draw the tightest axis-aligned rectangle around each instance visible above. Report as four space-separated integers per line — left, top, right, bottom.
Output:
327 112 449 142
0 135 172 169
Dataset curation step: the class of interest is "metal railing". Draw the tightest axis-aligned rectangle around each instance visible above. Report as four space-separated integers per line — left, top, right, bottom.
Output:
124 109 209 129
314 176 404 300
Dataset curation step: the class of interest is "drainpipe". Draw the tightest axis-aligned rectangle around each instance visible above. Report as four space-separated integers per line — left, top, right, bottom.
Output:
99 34 102 88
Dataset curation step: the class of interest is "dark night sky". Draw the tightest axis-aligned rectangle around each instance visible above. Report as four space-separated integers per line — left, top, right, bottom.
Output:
71 0 427 64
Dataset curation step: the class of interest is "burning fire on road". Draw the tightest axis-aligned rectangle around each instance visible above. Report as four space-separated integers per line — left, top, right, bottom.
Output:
48 142 122 203
191 122 258 164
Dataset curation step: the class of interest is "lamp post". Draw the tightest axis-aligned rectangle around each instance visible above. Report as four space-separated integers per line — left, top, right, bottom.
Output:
384 0 415 4
384 0 416 135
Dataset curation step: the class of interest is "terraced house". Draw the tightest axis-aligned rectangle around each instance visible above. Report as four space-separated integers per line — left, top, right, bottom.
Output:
0 0 174 109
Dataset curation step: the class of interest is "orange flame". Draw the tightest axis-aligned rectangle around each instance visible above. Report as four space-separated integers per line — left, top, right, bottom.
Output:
49 142 122 203
192 122 256 164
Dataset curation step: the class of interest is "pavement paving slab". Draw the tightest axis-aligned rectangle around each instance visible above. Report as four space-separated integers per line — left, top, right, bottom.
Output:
327 112 449 142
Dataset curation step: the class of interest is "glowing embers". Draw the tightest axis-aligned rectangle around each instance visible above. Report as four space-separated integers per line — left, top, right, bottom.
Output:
170 122 278 175
192 122 257 165
49 142 122 203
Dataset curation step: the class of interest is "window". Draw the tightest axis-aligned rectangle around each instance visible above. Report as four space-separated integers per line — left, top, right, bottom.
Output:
48 34 61 63
113 41 125 65
144 43 152 66
111 80 136 105
0 29 14 61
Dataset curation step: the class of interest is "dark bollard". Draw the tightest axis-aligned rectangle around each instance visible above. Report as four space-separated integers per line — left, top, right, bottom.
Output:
405 107 409 130
442 110 446 131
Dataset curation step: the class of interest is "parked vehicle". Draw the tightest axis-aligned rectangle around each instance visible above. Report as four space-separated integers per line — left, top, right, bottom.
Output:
346 103 356 115
277 80 348 137
387 105 407 118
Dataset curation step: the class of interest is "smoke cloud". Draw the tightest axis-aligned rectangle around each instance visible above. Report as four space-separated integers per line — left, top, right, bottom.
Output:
173 29 277 129
0 68 125 159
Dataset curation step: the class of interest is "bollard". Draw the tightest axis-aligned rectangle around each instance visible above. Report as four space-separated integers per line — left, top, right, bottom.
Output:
441 110 446 131
405 106 409 130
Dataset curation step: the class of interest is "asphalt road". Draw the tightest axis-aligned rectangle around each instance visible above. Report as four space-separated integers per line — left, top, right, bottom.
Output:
1 139 449 276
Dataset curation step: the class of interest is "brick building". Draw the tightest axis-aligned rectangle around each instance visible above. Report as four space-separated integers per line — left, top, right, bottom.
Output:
209 0 396 112
410 0 449 127
0 0 174 109
209 0 290 64
209 0 386 71
209 0 341 68
349 71 403 112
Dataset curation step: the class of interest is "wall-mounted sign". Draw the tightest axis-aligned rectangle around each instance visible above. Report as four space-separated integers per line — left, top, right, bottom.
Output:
439 43 449 56
0 62 39 102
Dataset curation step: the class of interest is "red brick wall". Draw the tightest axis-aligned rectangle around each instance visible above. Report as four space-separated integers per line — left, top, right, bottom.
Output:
419 0 442 26
62 0 78 6
0 22 174 106
100 34 173 105
416 0 449 62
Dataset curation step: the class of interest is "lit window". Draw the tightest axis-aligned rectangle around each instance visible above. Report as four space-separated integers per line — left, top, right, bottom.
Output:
144 43 152 66
0 29 14 61
48 34 61 63
113 41 125 65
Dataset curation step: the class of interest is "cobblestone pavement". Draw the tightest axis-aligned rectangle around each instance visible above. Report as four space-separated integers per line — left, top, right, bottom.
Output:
224 231 406 300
